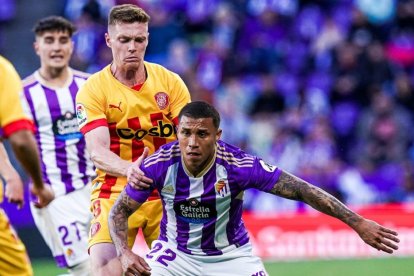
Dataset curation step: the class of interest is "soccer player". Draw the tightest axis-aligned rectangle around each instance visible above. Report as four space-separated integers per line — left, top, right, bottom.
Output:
109 101 400 276
0 55 54 276
75 4 191 275
20 16 94 275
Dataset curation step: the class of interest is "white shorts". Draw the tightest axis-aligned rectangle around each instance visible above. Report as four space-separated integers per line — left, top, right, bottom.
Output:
145 240 268 276
30 185 92 268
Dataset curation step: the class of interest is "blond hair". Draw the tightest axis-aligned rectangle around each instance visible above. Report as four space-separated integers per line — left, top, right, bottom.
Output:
108 4 150 26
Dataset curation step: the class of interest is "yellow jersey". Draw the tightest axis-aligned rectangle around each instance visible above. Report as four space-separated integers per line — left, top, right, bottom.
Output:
76 61 190 200
0 56 33 202
0 56 33 138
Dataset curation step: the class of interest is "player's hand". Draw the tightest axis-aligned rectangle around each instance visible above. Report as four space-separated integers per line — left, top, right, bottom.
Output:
120 250 151 276
30 184 55 208
4 171 25 209
127 147 153 190
354 218 399 254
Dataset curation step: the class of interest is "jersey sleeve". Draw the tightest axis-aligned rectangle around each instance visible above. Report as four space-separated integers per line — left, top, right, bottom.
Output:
0 58 34 137
125 163 155 203
75 79 108 134
168 73 191 124
240 157 282 192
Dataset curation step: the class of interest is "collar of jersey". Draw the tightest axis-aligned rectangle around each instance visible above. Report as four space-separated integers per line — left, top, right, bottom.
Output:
182 145 217 178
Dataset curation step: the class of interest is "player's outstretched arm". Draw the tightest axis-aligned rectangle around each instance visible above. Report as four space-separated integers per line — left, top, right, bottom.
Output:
84 127 153 189
85 126 134 176
8 130 54 207
270 170 400 253
109 189 151 276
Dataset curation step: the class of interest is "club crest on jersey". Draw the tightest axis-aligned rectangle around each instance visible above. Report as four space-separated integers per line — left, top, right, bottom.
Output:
76 103 87 127
161 184 175 194
215 178 229 197
154 92 169 110
259 159 277 172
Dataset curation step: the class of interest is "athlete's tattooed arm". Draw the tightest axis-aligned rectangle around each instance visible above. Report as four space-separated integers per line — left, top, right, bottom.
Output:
269 170 400 254
270 170 359 225
109 190 151 275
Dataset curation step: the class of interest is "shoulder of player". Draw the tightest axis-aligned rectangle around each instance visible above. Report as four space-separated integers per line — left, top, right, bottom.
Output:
21 73 37 88
143 141 180 167
77 67 108 94
0 55 15 72
71 68 91 79
216 140 255 166
83 66 107 83
145 61 179 78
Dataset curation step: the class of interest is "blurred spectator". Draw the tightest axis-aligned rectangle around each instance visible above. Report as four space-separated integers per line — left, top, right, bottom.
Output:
64 0 113 21
237 9 284 73
164 39 193 76
145 5 185 64
250 74 285 117
390 161 414 202
360 41 395 90
392 72 414 113
312 17 344 55
355 0 396 25
337 165 377 205
356 91 412 168
70 1 106 71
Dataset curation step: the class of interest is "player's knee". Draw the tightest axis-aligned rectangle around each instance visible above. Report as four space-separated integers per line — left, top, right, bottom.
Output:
68 260 91 276
90 257 122 276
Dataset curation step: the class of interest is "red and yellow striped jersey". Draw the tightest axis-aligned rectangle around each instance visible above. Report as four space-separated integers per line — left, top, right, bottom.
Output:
76 61 191 201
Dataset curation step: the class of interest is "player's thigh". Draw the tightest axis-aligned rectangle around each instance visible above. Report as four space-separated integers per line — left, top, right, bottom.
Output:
89 198 139 249
30 190 91 267
202 254 268 276
0 209 33 276
140 199 162 247
145 240 201 276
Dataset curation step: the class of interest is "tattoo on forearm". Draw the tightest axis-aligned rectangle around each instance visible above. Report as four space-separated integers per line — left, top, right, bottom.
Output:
109 191 140 254
270 171 360 227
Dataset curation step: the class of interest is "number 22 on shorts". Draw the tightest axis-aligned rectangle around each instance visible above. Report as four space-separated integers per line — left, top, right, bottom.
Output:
146 242 177 267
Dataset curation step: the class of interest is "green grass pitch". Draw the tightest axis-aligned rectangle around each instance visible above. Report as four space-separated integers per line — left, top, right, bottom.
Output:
32 256 414 276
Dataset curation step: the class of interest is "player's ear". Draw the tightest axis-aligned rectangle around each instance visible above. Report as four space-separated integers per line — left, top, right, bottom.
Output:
216 129 222 141
69 40 74 54
105 33 111 48
33 41 40 56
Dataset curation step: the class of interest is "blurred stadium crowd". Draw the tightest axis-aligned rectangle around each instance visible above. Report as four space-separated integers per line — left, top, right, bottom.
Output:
2 0 414 212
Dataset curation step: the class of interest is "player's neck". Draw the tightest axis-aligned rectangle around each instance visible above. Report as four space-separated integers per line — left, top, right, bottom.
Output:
38 66 71 88
183 149 217 178
111 63 146 87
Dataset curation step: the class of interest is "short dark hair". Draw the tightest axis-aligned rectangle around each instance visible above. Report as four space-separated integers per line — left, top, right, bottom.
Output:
33 16 76 37
108 4 150 26
178 101 221 129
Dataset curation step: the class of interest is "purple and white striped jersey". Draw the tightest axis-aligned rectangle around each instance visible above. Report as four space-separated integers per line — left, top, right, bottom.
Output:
126 140 282 256
21 70 95 197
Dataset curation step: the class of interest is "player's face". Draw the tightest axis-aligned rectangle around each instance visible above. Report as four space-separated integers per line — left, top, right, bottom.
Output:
106 22 149 71
178 116 222 176
34 31 73 70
